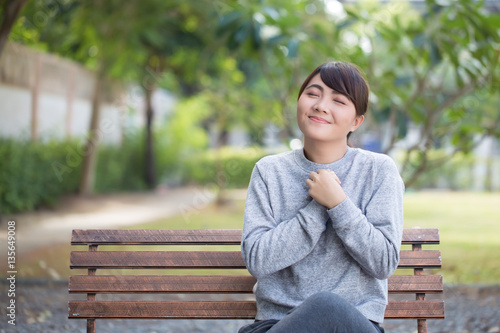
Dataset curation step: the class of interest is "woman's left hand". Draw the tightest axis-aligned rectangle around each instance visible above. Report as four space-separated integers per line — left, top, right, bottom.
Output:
306 169 346 209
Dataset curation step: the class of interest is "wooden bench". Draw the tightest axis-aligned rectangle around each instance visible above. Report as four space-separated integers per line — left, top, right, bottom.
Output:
68 228 444 333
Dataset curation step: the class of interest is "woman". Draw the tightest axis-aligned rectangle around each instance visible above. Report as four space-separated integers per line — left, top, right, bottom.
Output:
240 61 404 333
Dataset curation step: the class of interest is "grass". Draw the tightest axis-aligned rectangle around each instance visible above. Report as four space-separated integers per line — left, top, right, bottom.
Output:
403 191 500 284
12 190 500 284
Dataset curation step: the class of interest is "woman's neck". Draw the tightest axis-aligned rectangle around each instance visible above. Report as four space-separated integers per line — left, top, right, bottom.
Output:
303 139 348 164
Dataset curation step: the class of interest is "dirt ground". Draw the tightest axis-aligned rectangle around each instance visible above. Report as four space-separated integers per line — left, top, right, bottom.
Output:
0 186 216 255
0 281 499 333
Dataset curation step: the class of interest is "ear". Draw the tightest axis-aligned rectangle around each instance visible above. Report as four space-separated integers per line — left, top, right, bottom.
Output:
350 115 364 132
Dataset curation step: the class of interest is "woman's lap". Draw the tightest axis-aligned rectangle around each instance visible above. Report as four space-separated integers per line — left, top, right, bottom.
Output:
238 292 384 333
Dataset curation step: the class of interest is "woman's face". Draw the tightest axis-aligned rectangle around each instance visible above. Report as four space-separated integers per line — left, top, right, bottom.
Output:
296 74 364 144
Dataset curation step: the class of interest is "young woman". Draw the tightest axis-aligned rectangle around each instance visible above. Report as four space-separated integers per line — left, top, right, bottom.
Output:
239 61 404 333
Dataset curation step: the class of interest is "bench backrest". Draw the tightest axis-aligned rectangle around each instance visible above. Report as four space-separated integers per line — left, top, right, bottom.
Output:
68 228 444 333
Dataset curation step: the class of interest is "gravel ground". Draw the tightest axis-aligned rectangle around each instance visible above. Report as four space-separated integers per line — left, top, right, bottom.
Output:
1 281 499 333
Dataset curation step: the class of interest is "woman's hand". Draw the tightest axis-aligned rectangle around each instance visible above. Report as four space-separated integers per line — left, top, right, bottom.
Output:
305 169 346 209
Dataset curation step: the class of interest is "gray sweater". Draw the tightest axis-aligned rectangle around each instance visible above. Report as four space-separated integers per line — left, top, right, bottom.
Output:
241 147 404 324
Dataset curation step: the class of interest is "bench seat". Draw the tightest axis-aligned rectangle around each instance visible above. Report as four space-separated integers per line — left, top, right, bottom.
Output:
68 228 444 332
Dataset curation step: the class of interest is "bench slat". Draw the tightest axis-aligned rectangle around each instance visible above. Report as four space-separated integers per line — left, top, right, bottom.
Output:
398 251 441 268
70 251 246 269
68 275 443 294
69 301 257 319
401 228 439 244
69 275 256 293
70 250 441 269
71 228 439 245
388 275 443 293
71 229 243 245
385 301 445 319
68 300 444 320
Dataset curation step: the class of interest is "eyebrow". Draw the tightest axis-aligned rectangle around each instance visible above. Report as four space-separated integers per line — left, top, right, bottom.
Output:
305 84 324 92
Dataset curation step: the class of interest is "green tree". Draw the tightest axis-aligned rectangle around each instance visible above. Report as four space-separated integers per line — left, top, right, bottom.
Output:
11 0 219 192
337 0 500 187
8 0 499 192
11 1 145 194
216 0 335 141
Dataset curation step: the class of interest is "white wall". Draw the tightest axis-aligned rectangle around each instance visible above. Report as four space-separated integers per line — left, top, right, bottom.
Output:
0 84 32 139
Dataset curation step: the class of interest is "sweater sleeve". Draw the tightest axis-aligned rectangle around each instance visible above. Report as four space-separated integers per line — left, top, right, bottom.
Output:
241 164 329 279
327 158 404 280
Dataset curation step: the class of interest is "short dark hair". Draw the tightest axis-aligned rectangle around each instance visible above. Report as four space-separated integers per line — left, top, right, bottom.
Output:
298 61 369 118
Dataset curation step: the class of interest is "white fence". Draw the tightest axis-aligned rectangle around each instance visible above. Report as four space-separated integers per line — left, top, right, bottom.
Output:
0 42 174 143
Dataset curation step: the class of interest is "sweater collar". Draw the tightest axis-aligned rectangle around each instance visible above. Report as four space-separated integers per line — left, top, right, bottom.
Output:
294 146 354 172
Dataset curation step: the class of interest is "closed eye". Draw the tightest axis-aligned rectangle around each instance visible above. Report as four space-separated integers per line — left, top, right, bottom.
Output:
334 99 346 105
307 93 319 97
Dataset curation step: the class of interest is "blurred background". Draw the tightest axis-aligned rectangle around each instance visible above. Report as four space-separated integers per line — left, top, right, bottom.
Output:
0 0 499 332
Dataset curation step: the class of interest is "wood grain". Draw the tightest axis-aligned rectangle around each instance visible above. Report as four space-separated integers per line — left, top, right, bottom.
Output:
68 300 444 320
72 228 440 245
70 250 441 269
69 275 443 294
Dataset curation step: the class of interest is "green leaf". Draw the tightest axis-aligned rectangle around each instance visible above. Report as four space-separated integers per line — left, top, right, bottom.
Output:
234 21 252 44
373 106 391 123
287 38 299 58
337 19 357 30
216 11 244 36
413 33 426 47
262 6 280 22
344 7 361 20
252 21 262 49
397 113 408 138
429 42 442 66
267 34 287 45
394 75 413 87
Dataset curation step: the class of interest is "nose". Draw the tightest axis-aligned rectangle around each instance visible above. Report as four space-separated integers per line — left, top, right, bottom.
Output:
314 100 328 114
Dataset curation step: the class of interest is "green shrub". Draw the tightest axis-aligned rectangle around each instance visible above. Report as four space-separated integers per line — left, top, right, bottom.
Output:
0 136 149 214
0 138 81 214
0 132 268 214
183 147 267 188
95 133 147 192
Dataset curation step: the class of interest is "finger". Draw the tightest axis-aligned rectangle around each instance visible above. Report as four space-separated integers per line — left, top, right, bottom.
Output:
326 170 341 184
305 178 314 187
309 171 318 181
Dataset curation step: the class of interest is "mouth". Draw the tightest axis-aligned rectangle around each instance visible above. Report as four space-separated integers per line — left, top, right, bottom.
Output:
308 116 331 124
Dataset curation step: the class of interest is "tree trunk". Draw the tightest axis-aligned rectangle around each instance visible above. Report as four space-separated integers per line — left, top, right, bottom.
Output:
0 0 28 57
214 119 228 206
484 138 495 192
144 86 156 188
79 73 103 196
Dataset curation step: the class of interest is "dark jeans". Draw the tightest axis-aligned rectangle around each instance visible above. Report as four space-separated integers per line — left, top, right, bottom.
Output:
238 292 385 333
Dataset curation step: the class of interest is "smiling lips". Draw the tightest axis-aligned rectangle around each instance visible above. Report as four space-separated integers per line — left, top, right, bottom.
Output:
309 116 330 124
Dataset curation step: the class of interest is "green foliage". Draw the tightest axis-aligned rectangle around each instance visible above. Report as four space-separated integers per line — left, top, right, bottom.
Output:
154 95 210 184
0 134 170 213
398 149 476 190
94 133 147 193
183 147 267 188
8 15 47 51
8 0 500 191
335 0 500 186
0 138 81 214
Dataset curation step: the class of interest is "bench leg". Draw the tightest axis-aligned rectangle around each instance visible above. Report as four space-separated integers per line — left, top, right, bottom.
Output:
87 319 96 333
417 319 427 333
86 245 98 333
